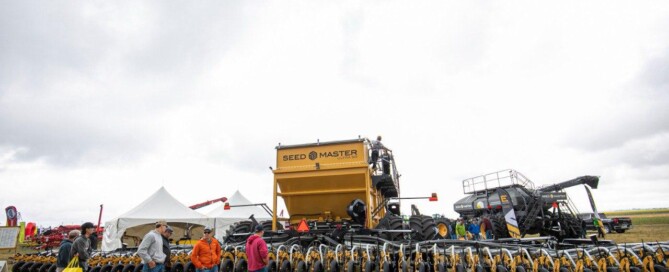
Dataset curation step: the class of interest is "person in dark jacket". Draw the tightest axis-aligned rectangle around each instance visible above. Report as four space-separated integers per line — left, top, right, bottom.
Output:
161 226 173 272
482 217 493 239
70 222 95 270
57 230 80 272
246 225 268 272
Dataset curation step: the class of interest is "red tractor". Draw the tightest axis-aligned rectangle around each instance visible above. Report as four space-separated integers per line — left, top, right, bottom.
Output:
36 225 81 250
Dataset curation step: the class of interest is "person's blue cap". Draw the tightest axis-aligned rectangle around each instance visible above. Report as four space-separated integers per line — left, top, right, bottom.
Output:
254 225 264 232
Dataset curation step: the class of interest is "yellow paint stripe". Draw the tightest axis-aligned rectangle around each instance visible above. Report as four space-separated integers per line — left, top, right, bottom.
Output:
506 224 521 238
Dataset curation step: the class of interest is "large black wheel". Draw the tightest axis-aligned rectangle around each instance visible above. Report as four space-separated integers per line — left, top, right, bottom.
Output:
100 264 113 272
296 261 307 272
347 261 355 272
13 262 26 272
233 259 247 272
375 214 405 241
312 261 324 272
224 220 253 243
170 263 183 272
437 263 446 272
280 260 291 272
132 264 143 272
434 218 451 239
497 265 508 272
111 264 125 272
260 220 285 233
383 262 393 272
418 262 430 272
409 215 438 241
29 263 43 272
219 259 233 272
47 265 56 272
185 262 195 272
267 260 277 272
364 261 377 272
38 264 51 272
329 260 339 272
20 262 34 272
122 264 136 272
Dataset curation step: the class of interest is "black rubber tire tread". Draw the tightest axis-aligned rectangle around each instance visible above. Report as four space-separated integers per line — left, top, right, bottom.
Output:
538 267 550 272
559 267 569 272
48 265 57 272
364 261 377 272
38 264 51 272
13 262 26 272
517 266 526 272
584 269 594 272
224 220 253 243
437 263 446 272
383 262 393 272
654 265 668 272
456 264 466 272
170 263 183 272
279 260 291 272
260 220 285 233
418 262 429 272
122 265 135 272
434 218 451 239
100 264 113 272
267 260 277 272
409 215 437 241
184 262 195 272
132 264 143 272
492 214 510 239
296 261 307 272
606 268 619 272
219 259 233 272
329 260 339 272
497 265 508 272
233 259 247 272
312 261 324 272
20 262 34 272
30 263 43 272
347 261 355 272
111 264 125 272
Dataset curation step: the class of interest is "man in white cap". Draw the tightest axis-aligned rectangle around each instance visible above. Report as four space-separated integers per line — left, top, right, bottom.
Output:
138 221 167 272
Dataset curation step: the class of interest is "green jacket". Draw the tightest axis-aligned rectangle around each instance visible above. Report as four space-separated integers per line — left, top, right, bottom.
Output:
456 223 466 237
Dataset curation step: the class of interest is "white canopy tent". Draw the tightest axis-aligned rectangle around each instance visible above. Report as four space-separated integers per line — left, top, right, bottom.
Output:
102 187 215 251
204 190 272 242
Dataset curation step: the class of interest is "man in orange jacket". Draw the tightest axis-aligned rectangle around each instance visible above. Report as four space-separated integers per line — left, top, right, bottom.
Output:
191 228 221 272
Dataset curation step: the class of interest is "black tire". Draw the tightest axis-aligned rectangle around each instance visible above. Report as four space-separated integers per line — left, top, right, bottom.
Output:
517 266 526 272
122 265 135 272
497 265 508 272
559 267 569 272
184 262 195 272
13 262 26 272
100 264 114 272
434 218 451 239
219 259 233 272
260 220 285 233
616 229 625 233
20 262 34 272
296 261 307 272
29 263 43 272
133 264 143 272
312 261 324 272
48 265 56 272
233 259 247 272
329 260 339 272
364 261 377 272
437 263 446 272
347 261 355 272
39 264 52 272
538 267 550 272
224 220 253 243
456 264 465 272
170 263 183 272
584 269 594 272
267 260 277 272
383 262 393 272
111 264 125 272
409 215 437 241
654 265 668 272
418 262 429 272
401 262 411 272
280 260 291 272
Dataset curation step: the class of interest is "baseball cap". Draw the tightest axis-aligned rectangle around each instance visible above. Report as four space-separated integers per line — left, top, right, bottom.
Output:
254 225 264 233
165 226 173 233
203 227 212 233
156 220 167 227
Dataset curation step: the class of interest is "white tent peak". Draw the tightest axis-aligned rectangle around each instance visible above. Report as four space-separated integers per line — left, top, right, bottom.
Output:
120 186 208 219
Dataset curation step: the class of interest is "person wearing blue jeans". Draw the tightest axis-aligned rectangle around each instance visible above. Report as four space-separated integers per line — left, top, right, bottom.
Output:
138 221 168 272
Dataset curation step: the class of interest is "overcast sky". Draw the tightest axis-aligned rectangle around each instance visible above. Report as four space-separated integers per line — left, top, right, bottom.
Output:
1 1 668 227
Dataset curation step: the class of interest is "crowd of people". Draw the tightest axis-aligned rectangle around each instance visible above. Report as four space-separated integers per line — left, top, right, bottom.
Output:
450 217 494 240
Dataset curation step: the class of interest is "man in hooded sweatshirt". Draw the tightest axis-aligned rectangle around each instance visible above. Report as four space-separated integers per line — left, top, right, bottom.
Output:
246 225 268 272
191 228 221 272
70 222 95 270
57 230 80 272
